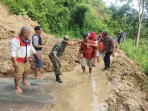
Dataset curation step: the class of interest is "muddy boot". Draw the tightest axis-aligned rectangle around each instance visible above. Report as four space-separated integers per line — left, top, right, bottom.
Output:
56 75 63 83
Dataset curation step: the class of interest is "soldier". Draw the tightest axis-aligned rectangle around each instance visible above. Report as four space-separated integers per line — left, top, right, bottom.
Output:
49 36 78 83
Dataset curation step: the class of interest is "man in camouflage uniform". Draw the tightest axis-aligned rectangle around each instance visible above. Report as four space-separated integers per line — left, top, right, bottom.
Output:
49 36 72 83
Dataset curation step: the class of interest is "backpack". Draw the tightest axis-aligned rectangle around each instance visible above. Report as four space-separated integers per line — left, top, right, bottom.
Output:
98 41 104 52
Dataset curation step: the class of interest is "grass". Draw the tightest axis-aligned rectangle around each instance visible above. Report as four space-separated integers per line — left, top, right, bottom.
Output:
120 38 148 76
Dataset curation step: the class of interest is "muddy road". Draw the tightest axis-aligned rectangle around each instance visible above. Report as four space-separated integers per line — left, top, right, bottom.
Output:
0 61 109 111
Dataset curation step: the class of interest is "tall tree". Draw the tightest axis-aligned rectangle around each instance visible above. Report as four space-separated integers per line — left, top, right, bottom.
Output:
136 0 146 46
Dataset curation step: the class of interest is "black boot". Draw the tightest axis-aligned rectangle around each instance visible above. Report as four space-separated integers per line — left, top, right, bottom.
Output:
56 75 63 83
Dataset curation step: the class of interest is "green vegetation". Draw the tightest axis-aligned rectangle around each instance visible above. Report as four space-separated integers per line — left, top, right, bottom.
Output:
120 39 148 75
2 0 148 38
2 0 109 38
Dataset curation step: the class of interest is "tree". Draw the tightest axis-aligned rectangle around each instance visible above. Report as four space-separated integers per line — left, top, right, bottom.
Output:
136 0 147 46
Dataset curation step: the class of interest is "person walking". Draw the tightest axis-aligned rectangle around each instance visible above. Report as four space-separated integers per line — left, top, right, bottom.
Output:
10 26 41 93
77 33 97 74
118 30 123 44
32 26 44 78
101 31 115 70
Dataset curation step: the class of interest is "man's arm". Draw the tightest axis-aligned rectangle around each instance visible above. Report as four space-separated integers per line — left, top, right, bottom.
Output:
87 43 98 48
78 47 82 61
111 39 115 56
80 41 97 48
10 38 19 68
30 45 42 59
33 36 45 48
67 41 81 46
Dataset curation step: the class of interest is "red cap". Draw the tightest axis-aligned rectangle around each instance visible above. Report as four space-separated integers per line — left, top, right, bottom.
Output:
89 32 97 39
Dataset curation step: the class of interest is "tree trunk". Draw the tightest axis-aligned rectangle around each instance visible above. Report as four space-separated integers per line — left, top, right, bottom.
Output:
136 21 142 46
135 0 146 46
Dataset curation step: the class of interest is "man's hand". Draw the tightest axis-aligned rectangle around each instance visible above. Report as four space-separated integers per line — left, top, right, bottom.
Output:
42 45 45 48
11 57 18 69
86 43 90 48
36 53 42 60
13 61 18 69
58 58 62 62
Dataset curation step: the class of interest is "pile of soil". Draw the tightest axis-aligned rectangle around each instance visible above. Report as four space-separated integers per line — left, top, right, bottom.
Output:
106 50 148 111
0 2 79 77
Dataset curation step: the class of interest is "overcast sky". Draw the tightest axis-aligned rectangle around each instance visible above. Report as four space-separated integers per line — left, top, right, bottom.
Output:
103 0 126 7
103 0 138 10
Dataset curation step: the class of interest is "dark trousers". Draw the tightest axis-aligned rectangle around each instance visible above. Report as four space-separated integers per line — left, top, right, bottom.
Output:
104 51 112 69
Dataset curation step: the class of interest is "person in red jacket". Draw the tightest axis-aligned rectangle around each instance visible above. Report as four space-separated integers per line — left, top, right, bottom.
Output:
10 27 41 93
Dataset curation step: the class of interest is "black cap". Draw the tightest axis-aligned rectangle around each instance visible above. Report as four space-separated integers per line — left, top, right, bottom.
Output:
83 33 89 38
102 31 108 37
34 26 42 31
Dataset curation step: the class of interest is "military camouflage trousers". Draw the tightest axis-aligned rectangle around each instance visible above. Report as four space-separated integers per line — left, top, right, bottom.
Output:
49 54 61 75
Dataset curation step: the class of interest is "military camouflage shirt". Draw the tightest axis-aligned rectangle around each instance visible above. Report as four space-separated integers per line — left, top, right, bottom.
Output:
50 41 67 57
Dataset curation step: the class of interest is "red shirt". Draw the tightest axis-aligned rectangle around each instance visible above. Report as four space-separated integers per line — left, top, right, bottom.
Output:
81 40 95 59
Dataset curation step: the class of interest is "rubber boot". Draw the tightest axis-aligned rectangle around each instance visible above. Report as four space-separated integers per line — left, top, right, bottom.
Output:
56 75 63 83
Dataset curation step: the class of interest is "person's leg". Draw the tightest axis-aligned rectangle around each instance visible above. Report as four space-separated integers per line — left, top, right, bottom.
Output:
33 54 42 78
14 62 24 93
105 51 112 69
22 61 31 86
55 61 63 83
89 67 92 74
92 50 97 67
103 52 108 70
82 66 86 73
35 68 41 78
49 55 63 83
96 51 101 63
81 57 87 73
88 58 93 74
106 51 110 69
107 51 112 68
97 56 100 63
14 79 22 93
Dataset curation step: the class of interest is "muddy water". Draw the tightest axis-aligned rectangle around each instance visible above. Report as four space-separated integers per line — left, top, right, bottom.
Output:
51 62 110 111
